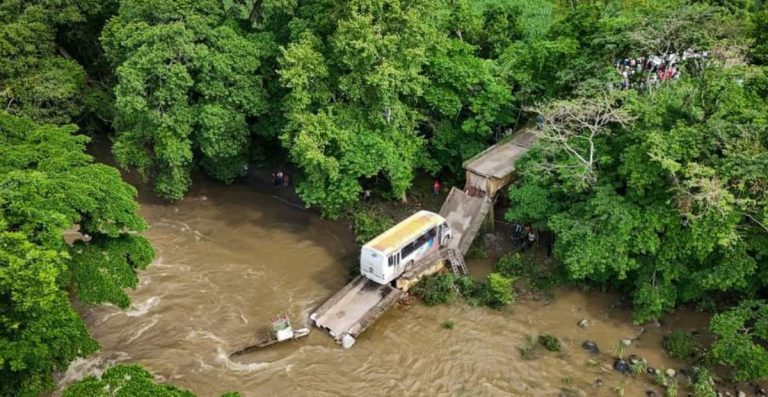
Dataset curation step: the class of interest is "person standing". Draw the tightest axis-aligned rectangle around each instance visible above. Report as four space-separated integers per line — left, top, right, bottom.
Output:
433 179 442 196
275 171 284 187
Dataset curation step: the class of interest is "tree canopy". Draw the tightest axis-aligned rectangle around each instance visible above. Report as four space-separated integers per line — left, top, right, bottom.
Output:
0 113 153 396
3 0 768 392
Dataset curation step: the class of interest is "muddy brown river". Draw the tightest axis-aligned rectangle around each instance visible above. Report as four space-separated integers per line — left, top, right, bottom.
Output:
58 179 710 397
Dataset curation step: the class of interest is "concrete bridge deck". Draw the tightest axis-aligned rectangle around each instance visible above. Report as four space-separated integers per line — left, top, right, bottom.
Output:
439 187 492 256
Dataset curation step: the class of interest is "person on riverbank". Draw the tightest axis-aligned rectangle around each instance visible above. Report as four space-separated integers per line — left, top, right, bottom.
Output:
283 172 290 187
275 171 284 188
433 179 442 196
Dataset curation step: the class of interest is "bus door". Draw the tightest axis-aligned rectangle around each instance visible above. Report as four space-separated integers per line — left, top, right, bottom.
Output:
395 251 404 276
439 223 449 246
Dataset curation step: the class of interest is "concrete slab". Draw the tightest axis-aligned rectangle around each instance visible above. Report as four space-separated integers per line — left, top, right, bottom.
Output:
463 131 539 179
311 276 401 341
439 188 492 256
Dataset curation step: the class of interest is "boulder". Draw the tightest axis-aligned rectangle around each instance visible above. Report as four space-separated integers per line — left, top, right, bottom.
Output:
614 359 631 374
578 319 590 328
621 339 632 347
581 340 600 354
646 391 657 397
737 391 746 397
665 368 676 378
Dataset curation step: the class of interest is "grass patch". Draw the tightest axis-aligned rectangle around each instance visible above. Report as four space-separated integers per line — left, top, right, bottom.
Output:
414 273 516 309
662 330 695 360
519 335 539 360
411 273 457 306
494 251 562 291
538 334 561 352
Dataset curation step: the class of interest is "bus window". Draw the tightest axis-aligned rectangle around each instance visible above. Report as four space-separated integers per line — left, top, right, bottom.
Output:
388 256 395 267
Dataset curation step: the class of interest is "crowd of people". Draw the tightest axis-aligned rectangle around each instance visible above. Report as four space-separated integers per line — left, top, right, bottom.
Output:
614 48 710 90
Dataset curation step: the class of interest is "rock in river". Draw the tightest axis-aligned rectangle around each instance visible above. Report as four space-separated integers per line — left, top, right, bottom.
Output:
581 340 599 354
578 319 589 328
613 359 630 374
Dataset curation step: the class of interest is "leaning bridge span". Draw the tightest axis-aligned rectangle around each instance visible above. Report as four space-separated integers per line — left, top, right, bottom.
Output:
310 130 539 348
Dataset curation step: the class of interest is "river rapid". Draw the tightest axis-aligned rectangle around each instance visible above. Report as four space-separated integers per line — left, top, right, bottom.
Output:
59 179 710 397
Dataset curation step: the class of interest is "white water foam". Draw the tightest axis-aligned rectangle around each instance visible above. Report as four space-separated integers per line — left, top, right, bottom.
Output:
57 352 130 389
125 296 160 317
184 329 227 345
124 315 160 344
214 346 269 373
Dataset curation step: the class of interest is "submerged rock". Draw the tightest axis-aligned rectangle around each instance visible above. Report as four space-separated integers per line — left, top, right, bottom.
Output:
581 340 599 354
628 354 645 365
613 359 630 374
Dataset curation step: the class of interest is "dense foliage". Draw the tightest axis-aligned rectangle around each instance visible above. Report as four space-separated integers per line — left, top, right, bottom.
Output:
102 0 274 199
3 0 768 392
0 113 153 396
63 364 241 397
504 0 768 381
63 365 195 397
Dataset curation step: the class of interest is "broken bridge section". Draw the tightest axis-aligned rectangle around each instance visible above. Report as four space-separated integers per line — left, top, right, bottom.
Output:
439 187 492 256
310 130 539 348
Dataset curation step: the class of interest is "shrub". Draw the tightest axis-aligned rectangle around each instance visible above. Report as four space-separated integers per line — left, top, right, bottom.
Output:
411 273 457 306
663 331 695 360
710 300 768 381
495 252 524 278
690 368 716 397
630 360 647 375
455 276 484 306
538 334 561 352
482 272 515 308
352 210 394 244
442 320 455 329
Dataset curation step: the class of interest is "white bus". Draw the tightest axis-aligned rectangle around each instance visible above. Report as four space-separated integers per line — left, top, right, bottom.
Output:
360 210 452 285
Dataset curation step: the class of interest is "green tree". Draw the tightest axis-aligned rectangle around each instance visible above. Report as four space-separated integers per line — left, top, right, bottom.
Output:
279 0 519 216
508 66 768 322
0 113 153 396
710 300 768 381
63 365 195 397
0 0 95 124
103 0 273 200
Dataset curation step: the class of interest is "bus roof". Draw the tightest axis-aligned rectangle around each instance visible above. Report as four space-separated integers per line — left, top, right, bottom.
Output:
363 210 445 255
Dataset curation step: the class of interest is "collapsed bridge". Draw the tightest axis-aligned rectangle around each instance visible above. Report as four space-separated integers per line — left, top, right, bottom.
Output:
310 130 539 348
